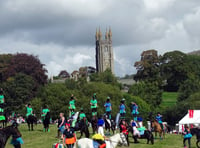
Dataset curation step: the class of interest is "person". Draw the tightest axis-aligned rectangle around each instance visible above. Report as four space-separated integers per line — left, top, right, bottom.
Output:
41 105 50 132
120 120 129 146
183 125 192 148
97 115 105 137
90 93 98 116
79 108 86 120
25 104 33 118
131 120 140 139
0 88 5 121
119 98 126 119
104 97 112 120
41 105 50 120
10 122 24 148
69 94 76 117
63 123 76 148
92 134 106 148
58 113 66 138
131 102 139 121
156 112 164 130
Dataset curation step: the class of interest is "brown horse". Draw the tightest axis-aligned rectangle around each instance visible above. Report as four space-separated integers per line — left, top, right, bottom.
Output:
151 120 165 139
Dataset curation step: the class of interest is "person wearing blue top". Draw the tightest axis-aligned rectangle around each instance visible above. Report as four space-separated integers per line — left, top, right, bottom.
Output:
104 97 112 119
131 102 139 121
97 116 105 136
183 125 192 148
119 98 126 119
156 112 163 130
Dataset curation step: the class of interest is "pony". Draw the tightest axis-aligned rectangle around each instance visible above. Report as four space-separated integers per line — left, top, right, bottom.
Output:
103 115 116 135
77 133 128 148
191 127 200 148
91 115 98 134
0 124 21 148
26 115 37 131
128 125 154 144
151 120 165 139
74 117 90 138
43 112 50 132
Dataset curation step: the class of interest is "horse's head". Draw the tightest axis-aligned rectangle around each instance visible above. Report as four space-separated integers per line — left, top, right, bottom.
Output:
4 123 22 137
119 133 128 146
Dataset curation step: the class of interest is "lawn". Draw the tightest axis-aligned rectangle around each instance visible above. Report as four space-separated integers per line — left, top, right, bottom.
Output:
161 92 178 108
5 124 197 148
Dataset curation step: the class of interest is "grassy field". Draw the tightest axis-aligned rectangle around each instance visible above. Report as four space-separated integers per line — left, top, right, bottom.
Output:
5 124 197 148
161 92 178 108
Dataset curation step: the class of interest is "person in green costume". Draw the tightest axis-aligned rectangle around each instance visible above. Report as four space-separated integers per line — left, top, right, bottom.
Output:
41 105 50 120
69 94 77 117
0 88 5 121
25 104 33 117
90 93 98 116
79 108 86 120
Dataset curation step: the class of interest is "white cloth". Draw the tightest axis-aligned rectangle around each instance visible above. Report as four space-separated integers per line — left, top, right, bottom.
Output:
133 126 140 136
98 126 104 136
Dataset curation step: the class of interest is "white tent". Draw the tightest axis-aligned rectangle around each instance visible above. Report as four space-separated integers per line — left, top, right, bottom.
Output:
178 110 200 132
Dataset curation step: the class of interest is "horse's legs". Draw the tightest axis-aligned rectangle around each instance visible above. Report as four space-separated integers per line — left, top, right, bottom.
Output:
28 123 30 131
31 123 34 131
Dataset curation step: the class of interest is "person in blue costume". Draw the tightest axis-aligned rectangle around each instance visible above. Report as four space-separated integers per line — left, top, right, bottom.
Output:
104 97 112 119
119 98 126 119
183 125 192 148
156 112 163 130
97 115 105 137
131 102 139 121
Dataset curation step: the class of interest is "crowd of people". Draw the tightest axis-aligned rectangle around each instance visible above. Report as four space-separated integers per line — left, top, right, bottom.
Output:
0 89 194 148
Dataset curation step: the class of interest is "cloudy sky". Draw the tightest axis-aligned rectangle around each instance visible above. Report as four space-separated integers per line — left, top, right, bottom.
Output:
0 0 200 77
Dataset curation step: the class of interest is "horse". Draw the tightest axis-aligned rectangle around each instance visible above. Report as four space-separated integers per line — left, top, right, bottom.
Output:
77 133 128 148
0 124 22 148
43 112 50 132
26 115 37 131
103 115 116 135
151 120 165 139
191 127 200 148
74 117 90 138
128 125 154 144
91 115 98 134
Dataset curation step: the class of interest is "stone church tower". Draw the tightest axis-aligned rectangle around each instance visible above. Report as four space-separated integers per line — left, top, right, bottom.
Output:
95 28 114 73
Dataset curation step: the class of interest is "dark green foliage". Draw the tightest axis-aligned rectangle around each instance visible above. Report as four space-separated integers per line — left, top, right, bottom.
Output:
1 73 35 113
128 81 162 107
178 77 200 102
160 51 189 91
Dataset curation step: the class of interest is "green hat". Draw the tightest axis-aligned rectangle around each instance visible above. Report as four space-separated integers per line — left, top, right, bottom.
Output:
80 107 83 110
122 98 125 101
107 96 110 99
93 93 96 96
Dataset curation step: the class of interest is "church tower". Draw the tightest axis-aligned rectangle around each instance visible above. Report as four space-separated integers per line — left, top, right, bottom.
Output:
95 28 114 73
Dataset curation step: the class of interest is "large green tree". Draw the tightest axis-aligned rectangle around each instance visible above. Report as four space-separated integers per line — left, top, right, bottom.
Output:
160 51 189 91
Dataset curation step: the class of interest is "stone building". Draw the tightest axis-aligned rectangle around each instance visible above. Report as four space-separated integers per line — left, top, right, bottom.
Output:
95 28 114 74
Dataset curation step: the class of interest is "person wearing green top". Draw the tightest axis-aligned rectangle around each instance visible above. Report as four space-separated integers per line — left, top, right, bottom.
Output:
90 93 98 116
69 94 77 117
0 88 5 121
79 108 86 120
25 104 33 117
41 105 50 119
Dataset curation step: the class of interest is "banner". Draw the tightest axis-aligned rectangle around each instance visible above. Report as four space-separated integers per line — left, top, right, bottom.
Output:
189 110 194 118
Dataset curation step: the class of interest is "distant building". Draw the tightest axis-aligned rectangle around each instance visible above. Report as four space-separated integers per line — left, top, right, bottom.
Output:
71 70 79 81
58 70 70 79
95 28 114 74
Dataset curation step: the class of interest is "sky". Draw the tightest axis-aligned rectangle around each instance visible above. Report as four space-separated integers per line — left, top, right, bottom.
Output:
0 0 200 77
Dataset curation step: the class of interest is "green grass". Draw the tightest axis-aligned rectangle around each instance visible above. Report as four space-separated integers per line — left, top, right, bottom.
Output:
5 124 197 148
161 92 178 108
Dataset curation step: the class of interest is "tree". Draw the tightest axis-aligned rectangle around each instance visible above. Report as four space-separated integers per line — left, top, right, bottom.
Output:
160 51 189 91
178 76 200 102
134 50 160 82
128 81 162 107
58 70 70 78
5 53 48 85
1 73 35 112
